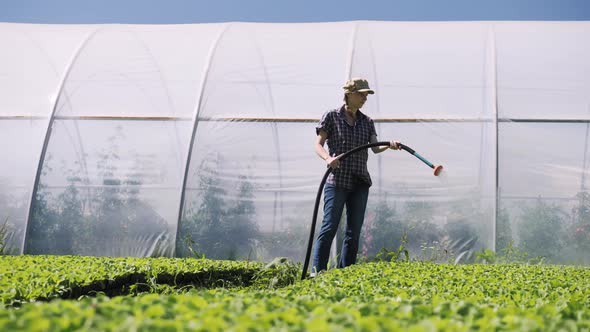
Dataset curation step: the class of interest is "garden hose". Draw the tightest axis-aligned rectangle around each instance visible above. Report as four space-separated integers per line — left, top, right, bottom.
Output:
301 141 443 280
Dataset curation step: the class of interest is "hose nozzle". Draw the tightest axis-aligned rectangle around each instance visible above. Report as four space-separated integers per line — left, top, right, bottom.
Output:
399 143 443 177
433 165 444 176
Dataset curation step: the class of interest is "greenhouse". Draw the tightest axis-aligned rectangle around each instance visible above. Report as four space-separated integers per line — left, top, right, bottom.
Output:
1 21 589 266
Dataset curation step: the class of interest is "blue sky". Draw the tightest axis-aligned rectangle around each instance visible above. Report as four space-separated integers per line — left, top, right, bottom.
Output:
1 0 590 23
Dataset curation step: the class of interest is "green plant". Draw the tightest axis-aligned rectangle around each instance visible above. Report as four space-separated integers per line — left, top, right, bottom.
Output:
182 234 206 259
419 239 454 263
1 257 589 331
0 178 24 255
499 240 535 263
567 191 590 264
0 255 266 306
250 257 299 289
257 222 308 262
475 241 544 265
362 198 403 259
374 230 409 263
364 198 468 263
402 201 445 259
475 249 496 264
0 217 10 255
27 183 61 254
495 206 513 252
178 155 259 260
27 128 171 256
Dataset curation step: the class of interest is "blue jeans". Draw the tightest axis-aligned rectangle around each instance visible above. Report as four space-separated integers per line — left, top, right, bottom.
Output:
312 182 370 273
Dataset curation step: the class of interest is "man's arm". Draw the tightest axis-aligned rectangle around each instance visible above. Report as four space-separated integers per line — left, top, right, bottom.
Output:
370 134 401 154
315 129 340 169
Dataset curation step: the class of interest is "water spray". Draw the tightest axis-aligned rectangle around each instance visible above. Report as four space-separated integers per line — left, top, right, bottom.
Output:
301 141 443 280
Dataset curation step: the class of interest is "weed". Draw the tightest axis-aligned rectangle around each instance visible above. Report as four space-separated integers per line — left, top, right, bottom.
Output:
475 241 544 264
251 257 299 289
0 217 14 255
182 234 206 259
374 230 410 263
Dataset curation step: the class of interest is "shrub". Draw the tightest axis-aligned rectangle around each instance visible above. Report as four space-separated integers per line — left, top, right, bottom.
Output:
517 198 565 263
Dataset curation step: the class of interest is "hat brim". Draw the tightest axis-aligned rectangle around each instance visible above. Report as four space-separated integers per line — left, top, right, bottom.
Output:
345 89 375 94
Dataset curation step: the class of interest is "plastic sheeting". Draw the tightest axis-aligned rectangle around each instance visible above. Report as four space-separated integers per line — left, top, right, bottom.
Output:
0 21 589 266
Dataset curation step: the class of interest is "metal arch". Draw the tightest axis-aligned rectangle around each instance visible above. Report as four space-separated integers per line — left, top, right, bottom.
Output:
174 23 231 257
476 24 497 252
21 27 101 254
130 27 186 173
252 32 284 232
345 21 359 82
477 25 490 201
350 21 386 196
582 122 589 192
365 22 385 195
23 26 94 233
491 24 499 253
23 26 94 226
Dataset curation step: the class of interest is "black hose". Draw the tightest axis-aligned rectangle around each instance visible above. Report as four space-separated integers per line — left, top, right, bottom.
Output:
301 141 393 280
399 143 414 154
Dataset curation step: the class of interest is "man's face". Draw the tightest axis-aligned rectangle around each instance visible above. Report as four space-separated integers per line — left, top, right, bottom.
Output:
347 91 369 109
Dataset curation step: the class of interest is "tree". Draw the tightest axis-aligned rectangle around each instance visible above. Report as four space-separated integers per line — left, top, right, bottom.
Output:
362 199 404 259
179 157 259 259
403 201 443 255
27 184 61 254
54 174 84 254
223 176 259 259
27 127 170 257
26 153 61 254
517 198 565 263
495 206 513 253
567 191 590 264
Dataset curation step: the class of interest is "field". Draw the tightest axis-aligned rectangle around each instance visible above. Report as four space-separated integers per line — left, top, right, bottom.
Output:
1 256 589 331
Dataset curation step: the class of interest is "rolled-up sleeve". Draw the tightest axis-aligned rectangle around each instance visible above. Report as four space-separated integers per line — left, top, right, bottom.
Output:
316 111 333 136
368 118 377 140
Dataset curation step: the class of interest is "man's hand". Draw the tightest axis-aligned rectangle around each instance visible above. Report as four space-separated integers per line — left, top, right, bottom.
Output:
389 141 401 150
326 156 341 169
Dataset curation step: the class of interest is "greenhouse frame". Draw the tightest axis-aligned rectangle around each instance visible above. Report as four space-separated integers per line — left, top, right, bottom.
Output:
1 21 589 265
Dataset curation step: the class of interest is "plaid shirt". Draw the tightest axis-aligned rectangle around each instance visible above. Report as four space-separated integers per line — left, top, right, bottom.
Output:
316 105 377 190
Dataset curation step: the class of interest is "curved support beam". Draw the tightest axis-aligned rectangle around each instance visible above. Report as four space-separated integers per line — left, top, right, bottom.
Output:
131 28 186 171
365 22 385 193
490 25 499 253
253 35 284 232
581 123 589 192
174 23 231 256
22 27 101 254
345 22 359 81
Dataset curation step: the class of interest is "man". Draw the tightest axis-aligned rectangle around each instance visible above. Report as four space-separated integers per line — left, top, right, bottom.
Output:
312 77 400 274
